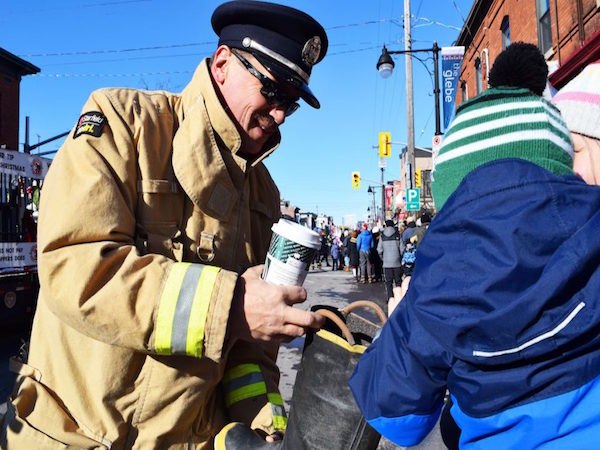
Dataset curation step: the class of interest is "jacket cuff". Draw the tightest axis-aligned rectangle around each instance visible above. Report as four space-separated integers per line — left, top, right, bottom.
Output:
151 262 237 361
203 268 238 361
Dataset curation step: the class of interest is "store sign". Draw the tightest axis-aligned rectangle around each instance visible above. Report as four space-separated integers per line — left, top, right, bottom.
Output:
0 148 52 178
0 242 38 269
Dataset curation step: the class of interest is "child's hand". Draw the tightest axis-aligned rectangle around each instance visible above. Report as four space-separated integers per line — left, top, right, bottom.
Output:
388 277 411 316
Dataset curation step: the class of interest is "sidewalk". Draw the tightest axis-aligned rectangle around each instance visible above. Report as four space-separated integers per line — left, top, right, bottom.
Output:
276 266 446 450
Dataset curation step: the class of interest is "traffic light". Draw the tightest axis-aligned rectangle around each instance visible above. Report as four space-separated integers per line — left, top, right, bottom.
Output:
379 131 391 158
352 171 360 189
415 169 422 187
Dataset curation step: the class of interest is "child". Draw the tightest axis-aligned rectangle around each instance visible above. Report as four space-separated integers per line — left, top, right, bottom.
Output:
400 239 416 278
350 82 600 449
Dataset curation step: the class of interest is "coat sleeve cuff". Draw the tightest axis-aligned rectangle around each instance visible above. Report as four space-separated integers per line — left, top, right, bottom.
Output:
203 268 238 362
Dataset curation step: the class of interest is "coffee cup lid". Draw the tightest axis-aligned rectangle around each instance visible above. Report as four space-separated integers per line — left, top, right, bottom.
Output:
272 219 320 250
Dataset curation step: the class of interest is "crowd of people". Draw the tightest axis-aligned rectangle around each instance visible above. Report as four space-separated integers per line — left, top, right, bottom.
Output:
310 214 433 304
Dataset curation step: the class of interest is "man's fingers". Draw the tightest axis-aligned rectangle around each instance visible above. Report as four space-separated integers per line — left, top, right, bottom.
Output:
283 307 323 328
278 285 307 305
245 265 264 278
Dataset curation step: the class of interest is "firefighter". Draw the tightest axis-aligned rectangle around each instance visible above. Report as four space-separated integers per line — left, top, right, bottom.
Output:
1 1 327 448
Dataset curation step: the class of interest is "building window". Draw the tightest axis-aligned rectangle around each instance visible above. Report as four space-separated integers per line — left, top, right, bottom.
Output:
501 16 510 50
460 80 467 102
475 57 482 95
537 0 552 54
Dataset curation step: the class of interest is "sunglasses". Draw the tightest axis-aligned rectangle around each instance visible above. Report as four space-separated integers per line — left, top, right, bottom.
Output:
231 50 300 117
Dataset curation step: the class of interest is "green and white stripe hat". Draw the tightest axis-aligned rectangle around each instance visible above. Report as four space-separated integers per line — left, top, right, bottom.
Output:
432 87 573 210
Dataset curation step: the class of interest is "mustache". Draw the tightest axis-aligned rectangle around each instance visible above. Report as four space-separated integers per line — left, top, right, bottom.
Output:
254 113 278 132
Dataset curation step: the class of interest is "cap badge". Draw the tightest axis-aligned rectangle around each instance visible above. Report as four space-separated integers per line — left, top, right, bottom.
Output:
302 36 321 66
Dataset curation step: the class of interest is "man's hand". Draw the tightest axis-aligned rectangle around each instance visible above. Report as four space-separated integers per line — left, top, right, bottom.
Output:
228 265 324 342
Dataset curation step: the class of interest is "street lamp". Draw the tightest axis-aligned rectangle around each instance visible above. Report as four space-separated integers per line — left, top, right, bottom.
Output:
376 41 441 189
367 185 379 224
376 45 395 79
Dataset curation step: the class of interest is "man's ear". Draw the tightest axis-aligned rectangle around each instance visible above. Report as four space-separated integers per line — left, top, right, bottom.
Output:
211 45 232 84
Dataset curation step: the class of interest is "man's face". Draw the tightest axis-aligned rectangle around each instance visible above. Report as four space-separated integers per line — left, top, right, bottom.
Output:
213 46 299 155
572 133 600 186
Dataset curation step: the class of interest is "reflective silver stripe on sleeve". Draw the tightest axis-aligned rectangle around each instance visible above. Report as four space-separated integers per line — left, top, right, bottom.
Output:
170 264 204 354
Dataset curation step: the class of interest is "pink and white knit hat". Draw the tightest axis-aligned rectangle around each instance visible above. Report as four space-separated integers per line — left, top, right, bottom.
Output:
552 60 600 140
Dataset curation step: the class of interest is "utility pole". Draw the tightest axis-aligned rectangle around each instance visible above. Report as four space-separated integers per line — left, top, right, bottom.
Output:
404 0 415 190
23 116 70 154
381 166 385 222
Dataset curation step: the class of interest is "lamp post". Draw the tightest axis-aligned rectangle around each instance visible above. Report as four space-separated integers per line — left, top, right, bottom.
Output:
367 185 377 225
376 41 441 189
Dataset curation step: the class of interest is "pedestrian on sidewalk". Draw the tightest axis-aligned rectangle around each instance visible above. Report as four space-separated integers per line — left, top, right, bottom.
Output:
351 72 600 448
377 219 403 302
401 215 417 243
342 229 351 271
400 238 416 278
371 226 383 282
1 2 328 448
348 230 360 281
330 235 340 271
356 223 374 283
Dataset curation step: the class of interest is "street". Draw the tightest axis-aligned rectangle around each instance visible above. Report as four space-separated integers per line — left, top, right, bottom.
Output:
277 265 446 450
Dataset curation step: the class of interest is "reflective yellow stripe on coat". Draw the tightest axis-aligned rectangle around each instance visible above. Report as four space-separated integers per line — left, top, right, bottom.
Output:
223 364 288 430
155 262 220 357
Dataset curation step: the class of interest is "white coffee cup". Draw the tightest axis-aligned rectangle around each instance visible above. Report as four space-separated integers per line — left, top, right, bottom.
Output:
262 219 321 286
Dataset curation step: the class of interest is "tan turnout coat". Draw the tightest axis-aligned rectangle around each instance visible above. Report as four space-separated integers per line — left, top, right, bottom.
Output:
2 60 286 449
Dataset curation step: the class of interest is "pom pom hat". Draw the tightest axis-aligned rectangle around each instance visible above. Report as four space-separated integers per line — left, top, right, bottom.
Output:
552 60 600 140
432 87 573 210
212 0 328 108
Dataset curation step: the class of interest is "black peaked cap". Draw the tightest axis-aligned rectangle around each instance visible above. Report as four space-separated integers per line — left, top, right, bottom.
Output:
212 0 328 108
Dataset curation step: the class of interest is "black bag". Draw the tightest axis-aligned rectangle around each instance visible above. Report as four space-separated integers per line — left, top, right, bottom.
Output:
215 300 386 450
283 301 385 450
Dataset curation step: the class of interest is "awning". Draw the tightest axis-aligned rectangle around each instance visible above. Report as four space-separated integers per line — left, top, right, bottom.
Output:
549 29 600 90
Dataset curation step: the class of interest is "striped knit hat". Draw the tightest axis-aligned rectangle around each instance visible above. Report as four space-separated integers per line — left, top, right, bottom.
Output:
552 60 600 140
432 87 573 210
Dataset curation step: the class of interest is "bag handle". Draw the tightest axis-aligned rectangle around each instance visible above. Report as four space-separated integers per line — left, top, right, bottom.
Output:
315 309 355 346
341 300 387 325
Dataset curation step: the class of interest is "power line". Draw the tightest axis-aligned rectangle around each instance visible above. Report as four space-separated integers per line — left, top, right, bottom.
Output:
31 70 193 78
18 42 215 58
17 16 459 60
450 0 473 43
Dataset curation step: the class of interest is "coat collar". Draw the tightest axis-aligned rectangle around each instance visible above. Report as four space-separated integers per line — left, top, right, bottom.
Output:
180 59 281 167
172 59 281 220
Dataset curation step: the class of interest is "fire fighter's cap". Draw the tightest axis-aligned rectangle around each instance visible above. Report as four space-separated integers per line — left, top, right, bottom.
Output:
211 0 328 108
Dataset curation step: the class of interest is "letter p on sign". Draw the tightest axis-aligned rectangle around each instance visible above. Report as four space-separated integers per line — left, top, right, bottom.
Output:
406 188 420 211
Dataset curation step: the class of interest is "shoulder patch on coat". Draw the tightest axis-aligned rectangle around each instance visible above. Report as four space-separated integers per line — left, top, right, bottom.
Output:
74 111 107 139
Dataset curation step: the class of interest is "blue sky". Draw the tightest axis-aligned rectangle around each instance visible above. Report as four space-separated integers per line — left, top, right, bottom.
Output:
3 0 473 224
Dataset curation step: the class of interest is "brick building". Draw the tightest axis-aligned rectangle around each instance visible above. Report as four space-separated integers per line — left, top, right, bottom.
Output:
0 48 40 151
456 0 600 101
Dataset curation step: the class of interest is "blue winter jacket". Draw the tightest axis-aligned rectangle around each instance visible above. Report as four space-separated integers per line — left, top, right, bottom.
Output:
350 159 600 449
356 229 374 253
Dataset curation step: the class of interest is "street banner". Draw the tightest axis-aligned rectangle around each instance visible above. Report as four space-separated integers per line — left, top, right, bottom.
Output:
0 148 52 179
441 46 465 130
0 242 38 270
385 185 393 210
393 181 404 210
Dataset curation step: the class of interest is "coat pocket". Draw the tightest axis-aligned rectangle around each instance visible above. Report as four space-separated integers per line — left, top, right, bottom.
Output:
3 360 109 449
